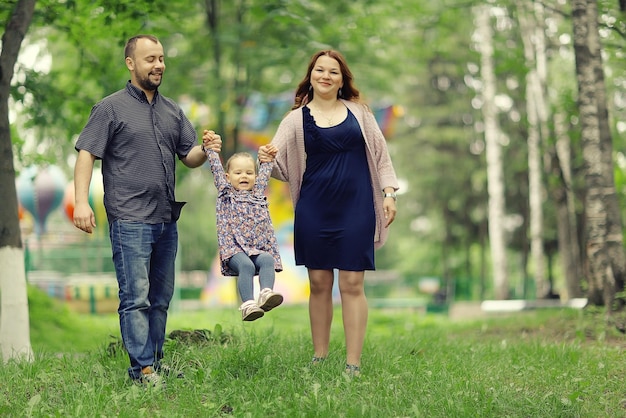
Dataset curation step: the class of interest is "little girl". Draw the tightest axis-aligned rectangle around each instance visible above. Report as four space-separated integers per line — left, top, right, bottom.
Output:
204 141 283 321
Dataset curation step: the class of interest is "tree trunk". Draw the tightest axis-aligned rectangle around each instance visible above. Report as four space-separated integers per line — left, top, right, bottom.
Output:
475 6 509 299
553 111 584 299
204 0 229 156
571 0 618 308
518 1 548 298
588 0 626 306
0 0 36 362
231 0 247 154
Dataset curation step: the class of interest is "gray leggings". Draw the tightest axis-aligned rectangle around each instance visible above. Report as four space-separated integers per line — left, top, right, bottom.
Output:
228 252 276 302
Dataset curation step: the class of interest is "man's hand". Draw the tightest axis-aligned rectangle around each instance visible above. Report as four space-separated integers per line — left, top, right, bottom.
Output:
202 129 222 152
73 202 96 234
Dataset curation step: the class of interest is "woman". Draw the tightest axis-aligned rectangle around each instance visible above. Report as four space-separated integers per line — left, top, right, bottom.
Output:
259 49 398 377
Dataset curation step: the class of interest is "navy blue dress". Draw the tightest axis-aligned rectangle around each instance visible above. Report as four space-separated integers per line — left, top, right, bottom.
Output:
294 106 375 271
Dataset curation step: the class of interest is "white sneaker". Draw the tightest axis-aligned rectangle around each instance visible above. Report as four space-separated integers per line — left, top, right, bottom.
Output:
240 300 264 321
258 288 283 312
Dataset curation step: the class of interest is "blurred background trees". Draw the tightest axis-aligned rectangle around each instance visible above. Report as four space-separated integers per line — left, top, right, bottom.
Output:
3 0 626 306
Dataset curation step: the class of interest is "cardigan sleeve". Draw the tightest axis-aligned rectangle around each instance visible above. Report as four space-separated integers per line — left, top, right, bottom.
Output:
269 109 307 207
343 100 399 249
269 114 294 182
361 105 399 192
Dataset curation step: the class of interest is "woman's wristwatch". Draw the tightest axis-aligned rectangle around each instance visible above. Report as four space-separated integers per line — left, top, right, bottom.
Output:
383 192 397 201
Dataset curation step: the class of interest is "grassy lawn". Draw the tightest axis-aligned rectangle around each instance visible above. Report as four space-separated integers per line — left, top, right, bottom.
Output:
3 287 626 417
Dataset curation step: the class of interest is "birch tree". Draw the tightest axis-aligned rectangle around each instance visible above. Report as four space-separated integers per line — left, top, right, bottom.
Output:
571 0 624 310
475 5 509 299
518 0 550 298
0 0 36 362
553 111 584 299
587 0 626 306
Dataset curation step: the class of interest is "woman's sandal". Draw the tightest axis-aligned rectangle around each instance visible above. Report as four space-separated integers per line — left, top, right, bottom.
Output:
345 364 361 377
311 356 326 365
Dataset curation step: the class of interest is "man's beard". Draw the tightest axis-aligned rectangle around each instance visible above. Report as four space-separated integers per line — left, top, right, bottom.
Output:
137 72 162 91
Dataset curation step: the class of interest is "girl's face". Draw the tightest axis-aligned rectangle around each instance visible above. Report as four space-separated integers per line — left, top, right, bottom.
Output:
226 156 256 191
310 55 343 99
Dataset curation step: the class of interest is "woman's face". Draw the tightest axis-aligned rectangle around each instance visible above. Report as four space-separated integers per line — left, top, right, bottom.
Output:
310 55 343 99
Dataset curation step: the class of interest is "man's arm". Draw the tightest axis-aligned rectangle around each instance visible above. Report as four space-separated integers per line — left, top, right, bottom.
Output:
181 130 222 168
181 144 208 168
73 150 97 233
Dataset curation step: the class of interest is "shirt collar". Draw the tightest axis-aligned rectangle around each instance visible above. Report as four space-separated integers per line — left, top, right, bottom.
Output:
125 81 159 103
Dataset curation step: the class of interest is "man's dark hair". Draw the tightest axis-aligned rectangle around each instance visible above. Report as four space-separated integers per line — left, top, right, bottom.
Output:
124 35 160 59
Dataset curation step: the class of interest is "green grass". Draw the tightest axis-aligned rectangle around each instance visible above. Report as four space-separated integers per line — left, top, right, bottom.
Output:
4 287 626 417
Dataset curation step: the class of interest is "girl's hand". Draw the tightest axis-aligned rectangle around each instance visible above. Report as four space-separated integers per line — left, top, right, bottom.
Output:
202 130 222 152
258 144 275 163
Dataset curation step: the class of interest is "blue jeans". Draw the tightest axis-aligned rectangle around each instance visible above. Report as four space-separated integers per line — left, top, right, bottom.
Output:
109 220 177 380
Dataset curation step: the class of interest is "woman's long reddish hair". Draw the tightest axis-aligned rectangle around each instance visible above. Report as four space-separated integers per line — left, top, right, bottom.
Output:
292 50 360 110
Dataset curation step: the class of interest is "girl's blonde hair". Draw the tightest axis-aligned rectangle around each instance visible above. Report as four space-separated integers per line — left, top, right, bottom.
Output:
225 152 256 172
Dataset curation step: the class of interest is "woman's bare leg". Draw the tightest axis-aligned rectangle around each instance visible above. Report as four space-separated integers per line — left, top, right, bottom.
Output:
308 269 334 359
338 270 367 367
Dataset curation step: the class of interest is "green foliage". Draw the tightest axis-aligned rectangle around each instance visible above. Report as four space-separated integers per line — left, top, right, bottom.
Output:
13 290 626 417
7 0 626 299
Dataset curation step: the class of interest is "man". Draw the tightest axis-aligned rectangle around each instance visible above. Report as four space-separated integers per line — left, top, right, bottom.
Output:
73 34 220 385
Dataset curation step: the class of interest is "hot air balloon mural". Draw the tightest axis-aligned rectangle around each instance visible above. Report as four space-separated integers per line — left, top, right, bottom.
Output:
16 165 67 237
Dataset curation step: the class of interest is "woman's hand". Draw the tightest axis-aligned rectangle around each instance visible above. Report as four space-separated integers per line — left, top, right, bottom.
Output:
383 198 397 227
258 144 276 163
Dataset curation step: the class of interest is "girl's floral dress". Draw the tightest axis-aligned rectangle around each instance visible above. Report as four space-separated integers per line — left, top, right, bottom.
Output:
207 150 283 276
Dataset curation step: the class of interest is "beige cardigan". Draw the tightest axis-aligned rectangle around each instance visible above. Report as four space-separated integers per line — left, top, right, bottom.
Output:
270 99 399 249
